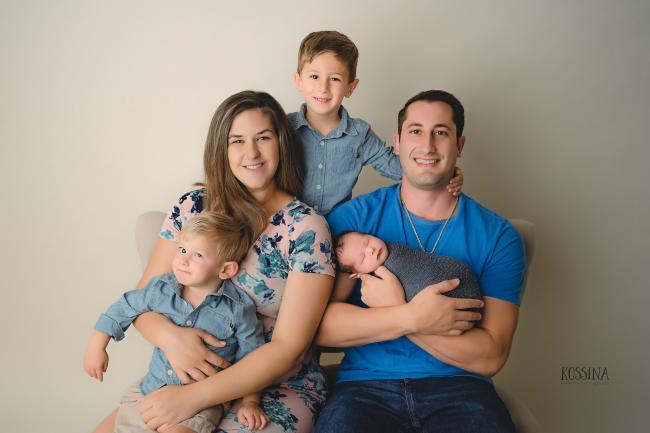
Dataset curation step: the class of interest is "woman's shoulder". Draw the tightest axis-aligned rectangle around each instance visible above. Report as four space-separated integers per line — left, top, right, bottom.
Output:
274 198 329 231
174 188 206 214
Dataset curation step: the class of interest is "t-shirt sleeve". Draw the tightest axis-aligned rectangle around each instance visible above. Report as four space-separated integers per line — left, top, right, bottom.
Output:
326 199 362 237
159 189 205 241
287 206 336 277
480 222 526 305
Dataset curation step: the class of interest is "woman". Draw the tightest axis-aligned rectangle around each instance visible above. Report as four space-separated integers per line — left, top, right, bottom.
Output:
95 91 335 433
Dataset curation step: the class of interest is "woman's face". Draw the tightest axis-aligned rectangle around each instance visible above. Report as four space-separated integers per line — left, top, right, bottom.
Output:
227 108 280 199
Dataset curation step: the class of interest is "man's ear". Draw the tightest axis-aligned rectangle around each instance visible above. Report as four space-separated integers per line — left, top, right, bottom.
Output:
393 132 400 154
293 71 302 90
345 78 360 98
457 135 466 157
218 261 239 280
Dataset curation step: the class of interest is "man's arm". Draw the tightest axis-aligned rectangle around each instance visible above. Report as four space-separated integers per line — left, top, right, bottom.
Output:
408 296 519 377
316 279 483 347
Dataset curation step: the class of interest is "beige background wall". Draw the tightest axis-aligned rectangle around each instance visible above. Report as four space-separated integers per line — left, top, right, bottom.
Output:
1 1 648 432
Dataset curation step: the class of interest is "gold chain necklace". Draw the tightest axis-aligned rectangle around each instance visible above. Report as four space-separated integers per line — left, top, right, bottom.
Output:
400 196 459 255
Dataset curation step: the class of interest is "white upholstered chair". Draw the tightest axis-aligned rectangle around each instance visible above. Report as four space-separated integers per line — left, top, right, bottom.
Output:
135 212 542 433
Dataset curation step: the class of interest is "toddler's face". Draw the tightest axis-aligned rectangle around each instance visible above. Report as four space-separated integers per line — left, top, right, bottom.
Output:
336 232 388 274
172 234 223 289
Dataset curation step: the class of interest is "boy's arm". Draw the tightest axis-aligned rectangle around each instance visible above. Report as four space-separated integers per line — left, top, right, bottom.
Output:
241 391 262 404
95 278 161 341
238 391 269 430
83 330 111 381
359 128 402 180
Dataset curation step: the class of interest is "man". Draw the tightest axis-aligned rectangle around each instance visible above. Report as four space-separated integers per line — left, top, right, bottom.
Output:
315 90 525 433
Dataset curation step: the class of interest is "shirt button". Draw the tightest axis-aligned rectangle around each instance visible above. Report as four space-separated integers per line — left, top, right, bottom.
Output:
167 369 173 376
320 140 325 146
316 185 321 190
186 320 192 326
318 163 323 169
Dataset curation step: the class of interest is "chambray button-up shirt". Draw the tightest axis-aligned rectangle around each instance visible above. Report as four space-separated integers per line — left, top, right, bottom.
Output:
289 104 402 215
94 273 263 395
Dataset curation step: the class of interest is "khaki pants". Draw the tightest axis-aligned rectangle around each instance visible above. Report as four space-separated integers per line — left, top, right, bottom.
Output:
115 382 228 433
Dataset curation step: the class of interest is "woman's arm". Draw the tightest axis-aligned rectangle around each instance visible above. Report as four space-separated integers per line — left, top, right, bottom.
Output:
138 271 334 431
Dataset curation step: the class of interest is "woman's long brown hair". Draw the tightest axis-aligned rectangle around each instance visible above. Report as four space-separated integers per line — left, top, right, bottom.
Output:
202 90 304 240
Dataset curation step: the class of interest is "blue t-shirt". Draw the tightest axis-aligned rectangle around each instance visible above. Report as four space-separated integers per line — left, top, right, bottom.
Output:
326 184 525 383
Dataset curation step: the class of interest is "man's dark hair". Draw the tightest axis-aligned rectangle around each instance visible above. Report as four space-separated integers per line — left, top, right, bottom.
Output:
397 90 465 138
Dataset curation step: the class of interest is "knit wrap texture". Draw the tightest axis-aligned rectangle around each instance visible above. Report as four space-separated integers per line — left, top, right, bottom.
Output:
383 243 482 303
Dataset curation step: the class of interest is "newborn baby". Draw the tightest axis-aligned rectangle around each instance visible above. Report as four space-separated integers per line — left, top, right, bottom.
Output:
334 232 482 305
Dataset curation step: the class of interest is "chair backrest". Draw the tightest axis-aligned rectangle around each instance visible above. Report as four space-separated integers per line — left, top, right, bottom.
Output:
135 212 535 297
508 218 535 300
135 211 167 270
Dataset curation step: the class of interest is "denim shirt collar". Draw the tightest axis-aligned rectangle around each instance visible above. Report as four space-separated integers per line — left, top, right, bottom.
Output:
294 103 359 139
159 273 244 307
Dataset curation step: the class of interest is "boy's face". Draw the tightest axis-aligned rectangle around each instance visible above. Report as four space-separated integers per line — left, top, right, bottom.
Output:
294 51 359 119
172 234 224 290
336 232 388 274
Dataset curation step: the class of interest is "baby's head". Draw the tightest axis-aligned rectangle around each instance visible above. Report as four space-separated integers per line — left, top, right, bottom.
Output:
173 212 253 288
335 232 388 275
294 31 360 115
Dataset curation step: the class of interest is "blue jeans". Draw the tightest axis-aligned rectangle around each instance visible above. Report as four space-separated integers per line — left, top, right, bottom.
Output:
313 377 515 433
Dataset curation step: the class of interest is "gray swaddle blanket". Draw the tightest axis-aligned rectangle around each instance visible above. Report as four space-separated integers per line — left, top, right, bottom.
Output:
383 243 481 304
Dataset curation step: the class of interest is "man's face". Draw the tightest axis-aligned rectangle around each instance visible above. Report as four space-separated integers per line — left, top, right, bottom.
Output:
394 100 465 191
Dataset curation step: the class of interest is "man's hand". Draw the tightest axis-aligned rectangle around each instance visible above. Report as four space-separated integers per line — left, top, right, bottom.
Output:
357 266 406 307
160 327 232 383
406 279 483 336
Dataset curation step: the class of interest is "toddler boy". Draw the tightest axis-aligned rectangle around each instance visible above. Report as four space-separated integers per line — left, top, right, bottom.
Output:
83 212 268 433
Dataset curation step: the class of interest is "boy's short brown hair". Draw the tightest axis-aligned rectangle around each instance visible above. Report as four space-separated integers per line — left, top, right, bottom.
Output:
180 211 253 264
297 30 359 81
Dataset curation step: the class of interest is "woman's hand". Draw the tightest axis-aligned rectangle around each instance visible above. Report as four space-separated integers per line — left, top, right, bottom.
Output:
139 385 202 431
159 326 232 383
357 266 406 307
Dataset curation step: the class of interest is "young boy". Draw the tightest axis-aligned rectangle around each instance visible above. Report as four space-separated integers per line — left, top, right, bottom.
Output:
290 30 463 215
83 212 268 433
333 231 482 312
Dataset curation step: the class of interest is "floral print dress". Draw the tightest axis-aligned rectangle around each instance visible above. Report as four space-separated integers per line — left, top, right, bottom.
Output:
161 189 335 433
